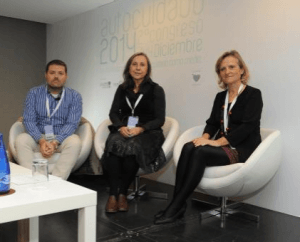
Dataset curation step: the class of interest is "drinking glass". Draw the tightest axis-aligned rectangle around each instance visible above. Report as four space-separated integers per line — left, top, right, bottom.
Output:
32 159 49 182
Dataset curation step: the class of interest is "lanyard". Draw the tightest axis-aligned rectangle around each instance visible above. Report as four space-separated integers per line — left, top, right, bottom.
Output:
223 84 244 134
125 94 143 116
46 88 65 120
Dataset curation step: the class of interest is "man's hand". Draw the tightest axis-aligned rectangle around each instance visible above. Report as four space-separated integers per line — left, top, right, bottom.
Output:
39 140 52 158
39 139 58 158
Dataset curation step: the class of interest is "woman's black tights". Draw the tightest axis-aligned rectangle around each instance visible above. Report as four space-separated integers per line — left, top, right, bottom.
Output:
164 142 230 217
105 154 139 196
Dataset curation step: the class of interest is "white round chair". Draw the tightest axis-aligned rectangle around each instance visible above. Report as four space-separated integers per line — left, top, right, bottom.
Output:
9 118 93 173
94 117 179 200
173 125 282 222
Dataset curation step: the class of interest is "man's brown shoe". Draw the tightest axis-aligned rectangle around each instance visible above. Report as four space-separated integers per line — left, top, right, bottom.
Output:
118 194 129 212
105 196 118 213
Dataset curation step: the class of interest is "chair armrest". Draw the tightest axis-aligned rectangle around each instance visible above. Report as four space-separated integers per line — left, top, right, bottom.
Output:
173 125 205 166
74 122 93 170
198 129 282 197
9 122 26 161
94 119 111 159
162 117 179 161
240 129 282 195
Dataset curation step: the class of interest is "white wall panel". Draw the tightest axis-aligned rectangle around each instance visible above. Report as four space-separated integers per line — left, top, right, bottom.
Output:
47 0 300 216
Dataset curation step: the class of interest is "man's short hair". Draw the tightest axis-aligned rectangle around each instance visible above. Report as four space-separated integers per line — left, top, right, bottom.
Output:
46 60 68 73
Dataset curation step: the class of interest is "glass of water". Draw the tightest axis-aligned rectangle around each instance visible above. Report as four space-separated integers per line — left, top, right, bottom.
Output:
32 159 49 182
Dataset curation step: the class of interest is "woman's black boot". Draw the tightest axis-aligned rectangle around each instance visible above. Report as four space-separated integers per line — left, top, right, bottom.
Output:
154 203 187 225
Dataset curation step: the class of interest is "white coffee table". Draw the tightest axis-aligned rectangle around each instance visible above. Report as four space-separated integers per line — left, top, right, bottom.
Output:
0 162 97 242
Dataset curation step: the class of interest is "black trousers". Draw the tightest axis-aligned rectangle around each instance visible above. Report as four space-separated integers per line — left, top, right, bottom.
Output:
164 142 230 216
105 154 139 196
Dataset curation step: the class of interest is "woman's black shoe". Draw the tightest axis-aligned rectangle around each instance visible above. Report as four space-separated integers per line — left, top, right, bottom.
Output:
154 202 187 219
154 210 165 219
154 203 187 225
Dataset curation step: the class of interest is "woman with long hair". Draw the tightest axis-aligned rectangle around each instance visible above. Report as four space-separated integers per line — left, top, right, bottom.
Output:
102 52 166 213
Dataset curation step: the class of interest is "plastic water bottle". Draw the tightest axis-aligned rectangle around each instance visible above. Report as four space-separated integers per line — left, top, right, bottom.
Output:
0 133 10 194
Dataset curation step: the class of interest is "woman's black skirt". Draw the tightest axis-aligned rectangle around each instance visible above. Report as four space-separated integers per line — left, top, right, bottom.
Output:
101 129 166 173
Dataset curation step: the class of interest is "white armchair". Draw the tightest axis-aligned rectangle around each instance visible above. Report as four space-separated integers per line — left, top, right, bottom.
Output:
9 118 93 172
94 117 180 200
173 125 282 222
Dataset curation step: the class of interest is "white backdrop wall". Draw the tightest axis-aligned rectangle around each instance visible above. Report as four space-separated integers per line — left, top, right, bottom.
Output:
47 0 300 216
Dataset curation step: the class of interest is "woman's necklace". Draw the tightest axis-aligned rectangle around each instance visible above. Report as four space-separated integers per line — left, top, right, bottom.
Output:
133 81 142 93
228 92 238 102
133 85 139 93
